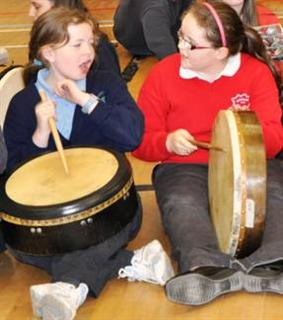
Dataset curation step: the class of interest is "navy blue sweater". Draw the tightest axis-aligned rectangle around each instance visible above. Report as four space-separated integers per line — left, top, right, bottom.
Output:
0 126 7 174
4 69 144 171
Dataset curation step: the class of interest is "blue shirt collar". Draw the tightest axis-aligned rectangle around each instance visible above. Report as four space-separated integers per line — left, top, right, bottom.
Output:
35 68 86 98
35 69 87 140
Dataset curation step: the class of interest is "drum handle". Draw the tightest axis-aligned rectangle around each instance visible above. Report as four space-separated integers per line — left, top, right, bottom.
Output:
39 91 69 174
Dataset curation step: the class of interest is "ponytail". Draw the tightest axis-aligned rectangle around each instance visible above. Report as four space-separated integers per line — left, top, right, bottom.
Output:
242 26 282 105
23 63 43 87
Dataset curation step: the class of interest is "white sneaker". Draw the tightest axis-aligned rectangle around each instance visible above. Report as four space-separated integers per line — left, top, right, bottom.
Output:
30 282 57 317
30 282 88 320
118 240 175 286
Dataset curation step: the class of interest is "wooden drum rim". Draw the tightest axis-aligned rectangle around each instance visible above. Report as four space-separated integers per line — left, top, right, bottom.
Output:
209 110 266 258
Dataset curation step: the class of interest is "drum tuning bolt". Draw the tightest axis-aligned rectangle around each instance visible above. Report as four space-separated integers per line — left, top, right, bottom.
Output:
123 192 130 200
80 218 93 226
30 227 42 234
80 220 87 226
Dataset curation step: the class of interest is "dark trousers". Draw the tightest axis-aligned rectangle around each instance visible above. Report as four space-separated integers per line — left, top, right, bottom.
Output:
153 160 283 273
10 198 142 297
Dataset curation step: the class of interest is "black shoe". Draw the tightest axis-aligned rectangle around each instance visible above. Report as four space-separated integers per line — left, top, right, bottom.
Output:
244 266 283 294
165 267 243 306
121 59 139 82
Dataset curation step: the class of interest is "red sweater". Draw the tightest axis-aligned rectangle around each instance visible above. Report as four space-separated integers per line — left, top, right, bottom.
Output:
133 53 283 163
256 5 283 80
257 5 280 25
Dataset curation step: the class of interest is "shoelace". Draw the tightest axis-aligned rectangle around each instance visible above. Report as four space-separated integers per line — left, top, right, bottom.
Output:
118 265 159 285
118 266 137 281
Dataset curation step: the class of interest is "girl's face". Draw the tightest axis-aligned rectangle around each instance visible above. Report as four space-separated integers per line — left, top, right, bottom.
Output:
221 0 244 13
178 13 219 73
45 22 95 81
29 0 53 20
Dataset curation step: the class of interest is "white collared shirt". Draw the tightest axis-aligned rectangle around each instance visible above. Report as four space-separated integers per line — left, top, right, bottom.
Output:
179 53 241 83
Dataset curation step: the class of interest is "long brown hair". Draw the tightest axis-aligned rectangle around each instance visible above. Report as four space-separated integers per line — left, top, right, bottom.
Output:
184 0 282 97
24 7 96 84
240 0 258 26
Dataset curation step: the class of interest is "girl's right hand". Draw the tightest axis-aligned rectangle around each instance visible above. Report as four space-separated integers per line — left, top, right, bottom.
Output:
32 100 56 147
166 129 198 156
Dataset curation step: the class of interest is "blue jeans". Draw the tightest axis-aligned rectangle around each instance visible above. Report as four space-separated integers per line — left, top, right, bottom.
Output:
10 196 142 297
153 160 283 273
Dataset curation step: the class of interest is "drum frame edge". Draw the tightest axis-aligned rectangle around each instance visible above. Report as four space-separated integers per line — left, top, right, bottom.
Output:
0 177 134 226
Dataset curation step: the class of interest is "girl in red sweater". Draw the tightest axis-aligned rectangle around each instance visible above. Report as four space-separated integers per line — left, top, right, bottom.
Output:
133 0 283 306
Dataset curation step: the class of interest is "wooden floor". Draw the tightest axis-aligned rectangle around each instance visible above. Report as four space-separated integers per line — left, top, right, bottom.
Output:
0 1 283 319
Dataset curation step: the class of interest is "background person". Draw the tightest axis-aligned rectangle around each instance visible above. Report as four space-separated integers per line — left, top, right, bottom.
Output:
113 0 193 60
221 0 280 25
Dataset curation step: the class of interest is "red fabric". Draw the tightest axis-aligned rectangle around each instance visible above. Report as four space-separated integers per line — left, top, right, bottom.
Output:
256 5 282 80
256 5 280 25
133 53 283 163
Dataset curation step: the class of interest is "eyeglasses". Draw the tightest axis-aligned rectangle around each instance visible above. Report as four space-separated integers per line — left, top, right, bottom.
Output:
177 30 212 51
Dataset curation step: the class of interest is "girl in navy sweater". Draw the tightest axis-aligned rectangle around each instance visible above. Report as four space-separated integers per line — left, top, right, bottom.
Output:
3 8 174 320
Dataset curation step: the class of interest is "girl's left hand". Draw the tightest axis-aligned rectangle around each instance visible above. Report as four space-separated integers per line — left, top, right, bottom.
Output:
55 79 89 107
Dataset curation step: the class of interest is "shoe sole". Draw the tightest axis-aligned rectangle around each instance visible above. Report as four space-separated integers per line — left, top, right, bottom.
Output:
165 271 243 305
41 294 75 320
244 274 283 294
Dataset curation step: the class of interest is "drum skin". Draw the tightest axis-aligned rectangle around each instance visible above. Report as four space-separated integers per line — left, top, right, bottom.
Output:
0 146 139 255
208 111 266 258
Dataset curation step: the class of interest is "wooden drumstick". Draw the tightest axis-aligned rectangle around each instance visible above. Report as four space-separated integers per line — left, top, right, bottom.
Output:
188 138 225 152
39 91 69 174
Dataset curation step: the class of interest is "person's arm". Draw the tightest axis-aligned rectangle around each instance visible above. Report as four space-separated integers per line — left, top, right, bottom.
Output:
54 73 144 153
86 73 144 152
4 88 50 171
0 126 7 174
249 63 283 158
133 65 172 161
142 7 178 59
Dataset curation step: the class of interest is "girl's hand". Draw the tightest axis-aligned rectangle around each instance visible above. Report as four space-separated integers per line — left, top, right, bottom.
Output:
32 99 56 147
166 129 198 156
55 79 89 107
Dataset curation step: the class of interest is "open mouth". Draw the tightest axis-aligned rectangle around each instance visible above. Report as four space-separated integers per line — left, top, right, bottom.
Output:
80 60 92 74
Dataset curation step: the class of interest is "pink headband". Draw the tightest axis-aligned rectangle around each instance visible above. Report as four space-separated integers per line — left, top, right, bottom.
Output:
203 2 227 47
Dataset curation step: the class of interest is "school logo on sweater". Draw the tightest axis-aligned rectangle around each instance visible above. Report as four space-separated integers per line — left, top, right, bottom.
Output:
230 93 251 111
